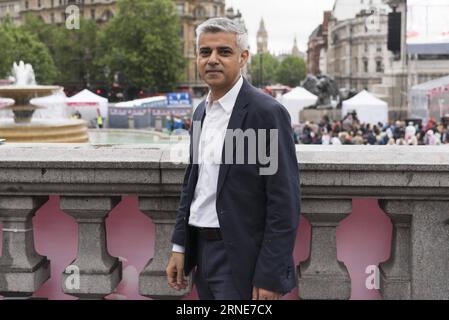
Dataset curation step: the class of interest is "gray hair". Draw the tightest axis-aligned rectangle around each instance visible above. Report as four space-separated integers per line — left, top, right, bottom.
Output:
196 17 249 52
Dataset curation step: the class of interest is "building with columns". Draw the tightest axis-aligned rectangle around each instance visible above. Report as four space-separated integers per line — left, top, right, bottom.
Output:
0 0 20 23
370 0 408 120
18 0 116 25
325 0 393 92
372 0 449 120
314 0 449 120
307 11 331 75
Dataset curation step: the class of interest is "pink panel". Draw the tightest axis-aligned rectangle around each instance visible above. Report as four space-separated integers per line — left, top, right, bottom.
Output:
33 196 78 300
337 198 392 300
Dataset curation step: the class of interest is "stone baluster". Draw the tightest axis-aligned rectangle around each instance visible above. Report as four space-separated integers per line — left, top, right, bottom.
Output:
378 200 411 300
379 200 449 300
0 196 50 298
298 199 352 300
60 196 122 299
138 196 192 299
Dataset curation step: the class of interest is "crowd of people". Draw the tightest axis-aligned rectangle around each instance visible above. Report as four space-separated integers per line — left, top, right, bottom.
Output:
293 113 449 146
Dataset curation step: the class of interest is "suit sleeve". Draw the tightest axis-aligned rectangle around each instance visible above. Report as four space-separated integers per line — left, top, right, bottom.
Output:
252 104 301 294
170 126 194 247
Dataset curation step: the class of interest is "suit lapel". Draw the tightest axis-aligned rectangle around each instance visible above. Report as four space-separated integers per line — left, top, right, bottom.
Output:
216 79 251 198
191 102 206 163
189 101 206 190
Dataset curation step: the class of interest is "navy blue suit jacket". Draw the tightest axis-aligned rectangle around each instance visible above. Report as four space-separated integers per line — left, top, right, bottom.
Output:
171 78 301 296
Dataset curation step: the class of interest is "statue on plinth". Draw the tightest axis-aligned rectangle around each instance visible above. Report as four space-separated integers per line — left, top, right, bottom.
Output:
303 74 340 108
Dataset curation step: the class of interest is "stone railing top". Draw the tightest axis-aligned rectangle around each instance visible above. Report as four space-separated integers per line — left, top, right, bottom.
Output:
297 145 449 171
1 143 448 169
0 143 448 198
0 143 165 169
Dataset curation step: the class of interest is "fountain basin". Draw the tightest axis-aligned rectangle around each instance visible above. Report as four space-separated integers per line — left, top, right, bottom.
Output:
0 119 89 143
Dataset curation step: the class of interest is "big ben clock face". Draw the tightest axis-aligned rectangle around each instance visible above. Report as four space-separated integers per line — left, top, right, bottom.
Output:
257 36 264 43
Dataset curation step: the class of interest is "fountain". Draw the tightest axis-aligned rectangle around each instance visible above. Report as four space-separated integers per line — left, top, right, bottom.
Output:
0 61 89 143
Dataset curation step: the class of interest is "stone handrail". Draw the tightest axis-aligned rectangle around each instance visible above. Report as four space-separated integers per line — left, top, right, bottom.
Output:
0 143 449 299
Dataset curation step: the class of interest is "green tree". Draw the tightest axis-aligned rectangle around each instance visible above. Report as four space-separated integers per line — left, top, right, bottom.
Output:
58 18 100 85
276 55 306 87
0 19 14 77
0 17 57 84
21 14 100 86
20 14 55 46
250 52 279 87
98 0 186 98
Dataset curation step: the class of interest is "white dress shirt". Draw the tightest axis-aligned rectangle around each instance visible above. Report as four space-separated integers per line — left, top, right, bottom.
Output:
173 76 243 253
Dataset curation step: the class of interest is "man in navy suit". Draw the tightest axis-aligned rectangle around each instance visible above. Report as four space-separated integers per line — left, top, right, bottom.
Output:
166 17 300 300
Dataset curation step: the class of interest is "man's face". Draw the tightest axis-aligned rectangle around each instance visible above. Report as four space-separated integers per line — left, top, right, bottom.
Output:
197 31 249 91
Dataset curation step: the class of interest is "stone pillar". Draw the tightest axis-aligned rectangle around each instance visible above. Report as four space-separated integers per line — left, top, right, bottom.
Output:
379 200 449 300
60 196 122 299
298 199 352 300
0 196 50 297
138 196 192 299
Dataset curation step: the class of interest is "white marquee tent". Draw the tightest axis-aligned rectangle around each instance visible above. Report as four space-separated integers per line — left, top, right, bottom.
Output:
280 87 318 125
409 75 449 122
342 90 388 125
66 89 108 121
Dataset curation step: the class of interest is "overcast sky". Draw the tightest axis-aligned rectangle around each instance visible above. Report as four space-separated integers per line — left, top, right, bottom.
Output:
225 0 449 54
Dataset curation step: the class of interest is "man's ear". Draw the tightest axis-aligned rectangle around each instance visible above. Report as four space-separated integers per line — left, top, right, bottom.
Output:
240 50 250 68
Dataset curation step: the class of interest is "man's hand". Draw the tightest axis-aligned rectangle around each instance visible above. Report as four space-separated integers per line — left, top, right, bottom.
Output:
166 252 188 291
252 287 281 300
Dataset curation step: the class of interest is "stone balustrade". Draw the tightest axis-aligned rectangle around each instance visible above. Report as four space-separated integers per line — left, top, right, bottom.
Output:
0 143 449 300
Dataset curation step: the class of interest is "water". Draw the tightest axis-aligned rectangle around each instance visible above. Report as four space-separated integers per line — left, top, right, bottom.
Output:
87 129 189 145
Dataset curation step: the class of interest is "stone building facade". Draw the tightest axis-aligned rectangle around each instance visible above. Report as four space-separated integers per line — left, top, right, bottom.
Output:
307 11 330 75
326 7 393 92
18 0 116 25
0 0 20 23
372 0 449 120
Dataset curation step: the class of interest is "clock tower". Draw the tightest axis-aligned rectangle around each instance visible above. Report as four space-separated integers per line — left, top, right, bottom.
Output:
256 18 268 54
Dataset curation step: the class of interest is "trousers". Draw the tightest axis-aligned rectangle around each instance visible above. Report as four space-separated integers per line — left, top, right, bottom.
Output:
193 234 251 300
